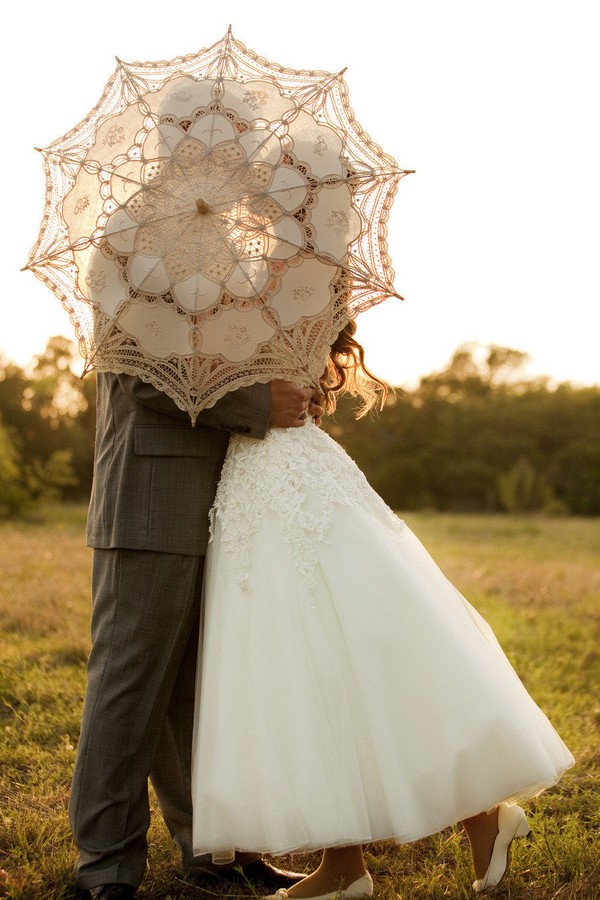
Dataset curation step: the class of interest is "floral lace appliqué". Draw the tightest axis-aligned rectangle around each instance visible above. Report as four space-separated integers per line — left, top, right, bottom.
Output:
210 424 405 607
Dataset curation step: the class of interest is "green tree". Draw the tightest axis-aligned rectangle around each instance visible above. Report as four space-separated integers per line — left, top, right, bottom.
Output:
0 416 28 517
0 338 94 514
497 456 546 513
549 441 600 515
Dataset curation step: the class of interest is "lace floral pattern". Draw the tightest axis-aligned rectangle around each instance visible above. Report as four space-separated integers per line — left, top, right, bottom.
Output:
211 424 405 606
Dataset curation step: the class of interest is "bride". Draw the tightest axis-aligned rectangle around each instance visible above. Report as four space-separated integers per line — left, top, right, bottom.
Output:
190 321 574 897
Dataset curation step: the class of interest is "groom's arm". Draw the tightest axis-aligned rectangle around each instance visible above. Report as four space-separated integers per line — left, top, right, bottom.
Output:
116 375 322 437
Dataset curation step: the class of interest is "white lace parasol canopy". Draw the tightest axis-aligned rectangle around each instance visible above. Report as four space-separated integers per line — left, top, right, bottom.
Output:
24 29 412 423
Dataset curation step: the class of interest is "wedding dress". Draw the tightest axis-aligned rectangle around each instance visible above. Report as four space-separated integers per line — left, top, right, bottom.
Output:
191 422 574 856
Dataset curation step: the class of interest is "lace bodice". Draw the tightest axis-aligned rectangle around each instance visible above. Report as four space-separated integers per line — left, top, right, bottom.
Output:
210 422 405 605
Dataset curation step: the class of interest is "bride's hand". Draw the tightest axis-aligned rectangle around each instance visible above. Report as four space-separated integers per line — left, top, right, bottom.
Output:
309 388 325 426
269 381 324 427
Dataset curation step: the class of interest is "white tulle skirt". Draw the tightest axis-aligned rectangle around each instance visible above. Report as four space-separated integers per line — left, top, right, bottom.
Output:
191 423 574 856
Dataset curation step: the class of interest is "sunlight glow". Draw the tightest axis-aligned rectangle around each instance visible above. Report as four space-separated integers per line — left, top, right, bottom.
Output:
6 1 600 388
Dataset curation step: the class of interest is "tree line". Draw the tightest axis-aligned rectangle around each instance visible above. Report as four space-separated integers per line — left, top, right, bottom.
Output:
0 337 96 517
328 345 600 515
1 338 599 518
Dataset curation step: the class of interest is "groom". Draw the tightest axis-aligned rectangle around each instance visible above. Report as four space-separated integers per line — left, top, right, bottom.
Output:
70 372 322 899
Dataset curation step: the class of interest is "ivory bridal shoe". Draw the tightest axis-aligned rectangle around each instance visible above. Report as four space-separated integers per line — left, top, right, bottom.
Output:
472 802 531 892
266 871 373 900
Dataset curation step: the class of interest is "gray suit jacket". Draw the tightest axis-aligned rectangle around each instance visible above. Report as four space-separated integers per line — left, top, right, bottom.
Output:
87 373 271 556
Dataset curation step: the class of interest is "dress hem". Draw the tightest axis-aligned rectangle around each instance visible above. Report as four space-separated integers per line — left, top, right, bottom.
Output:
193 766 574 857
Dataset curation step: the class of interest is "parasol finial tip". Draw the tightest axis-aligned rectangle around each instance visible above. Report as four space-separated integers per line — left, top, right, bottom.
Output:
196 198 210 215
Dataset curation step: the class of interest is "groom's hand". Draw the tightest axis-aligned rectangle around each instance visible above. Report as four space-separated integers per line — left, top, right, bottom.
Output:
269 380 324 427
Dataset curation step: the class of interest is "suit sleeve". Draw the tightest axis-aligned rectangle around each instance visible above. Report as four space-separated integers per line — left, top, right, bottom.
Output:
116 374 272 439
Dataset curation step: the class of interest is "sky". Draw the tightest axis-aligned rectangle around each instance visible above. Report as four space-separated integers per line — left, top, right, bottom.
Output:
4 0 599 388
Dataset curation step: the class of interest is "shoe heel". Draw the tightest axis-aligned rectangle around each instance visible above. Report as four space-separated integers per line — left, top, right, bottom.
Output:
515 815 531 839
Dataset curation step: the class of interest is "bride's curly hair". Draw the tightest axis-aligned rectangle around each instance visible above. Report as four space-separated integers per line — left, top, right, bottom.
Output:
322 320 388 417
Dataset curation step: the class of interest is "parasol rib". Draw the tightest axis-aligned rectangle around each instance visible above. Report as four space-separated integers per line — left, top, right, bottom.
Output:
203 167 412 218
24 201 236 272
229 215 403 300
200 68 348 194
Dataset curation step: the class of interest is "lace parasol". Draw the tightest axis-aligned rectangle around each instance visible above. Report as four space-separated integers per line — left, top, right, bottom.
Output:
24 29 412 423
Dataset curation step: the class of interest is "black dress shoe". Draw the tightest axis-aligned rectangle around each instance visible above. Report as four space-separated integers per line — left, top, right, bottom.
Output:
184 858 305 890
240 859 306 889
89 885 136 899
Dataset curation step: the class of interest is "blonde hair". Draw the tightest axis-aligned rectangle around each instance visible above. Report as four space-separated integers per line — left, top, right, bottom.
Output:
322 320 388 417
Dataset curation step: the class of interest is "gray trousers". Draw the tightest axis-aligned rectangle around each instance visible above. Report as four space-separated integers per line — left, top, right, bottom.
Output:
69 548 205 889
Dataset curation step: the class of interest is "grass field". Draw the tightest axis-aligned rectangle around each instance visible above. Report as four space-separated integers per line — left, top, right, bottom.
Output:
0 507 598 898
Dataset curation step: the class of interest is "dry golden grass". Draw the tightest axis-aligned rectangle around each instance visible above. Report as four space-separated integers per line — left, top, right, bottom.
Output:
0 507 598 898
